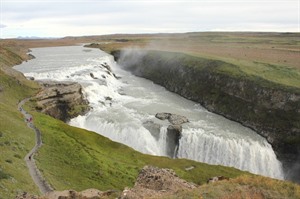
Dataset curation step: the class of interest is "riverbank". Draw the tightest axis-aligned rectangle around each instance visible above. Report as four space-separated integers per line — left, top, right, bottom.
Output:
1 34 300 198
108 48 300 182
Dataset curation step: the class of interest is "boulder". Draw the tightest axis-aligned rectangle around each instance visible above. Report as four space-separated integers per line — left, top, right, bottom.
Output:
155 112 189 125
207 176 229 184
169 114 189 125
120 166 197 199
155 112 171 120
90 73 98 79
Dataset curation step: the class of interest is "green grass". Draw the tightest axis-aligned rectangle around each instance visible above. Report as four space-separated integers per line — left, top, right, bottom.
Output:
27 107 248 192
1 37 299 198
134 50 300 92
0 69 40 198
0 38 248 197
164 50 300 90
215 59 300 90
165 175 300 199
95 32 300 90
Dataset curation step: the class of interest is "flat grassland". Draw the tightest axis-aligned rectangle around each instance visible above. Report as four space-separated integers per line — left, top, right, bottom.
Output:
86 32 300 89
2 32 299 89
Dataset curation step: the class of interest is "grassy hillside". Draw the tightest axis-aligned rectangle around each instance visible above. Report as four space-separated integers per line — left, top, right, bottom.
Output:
1 35 300 198
27 107 247 191
0 44 40 198
0 38 247 197
170 175 300 199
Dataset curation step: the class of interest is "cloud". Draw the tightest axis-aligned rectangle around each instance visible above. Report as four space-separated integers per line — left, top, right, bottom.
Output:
0 0 299 38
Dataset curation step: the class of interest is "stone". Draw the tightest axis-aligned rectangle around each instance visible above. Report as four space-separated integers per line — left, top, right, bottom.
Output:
155 112 171 120
105 96 112 101
207 176 229 184
90 73 98 79
155 112 188 125
168 114 189 125
120 165 197 199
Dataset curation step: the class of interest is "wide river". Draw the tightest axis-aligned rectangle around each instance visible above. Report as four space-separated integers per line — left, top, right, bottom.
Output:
14 45 284 179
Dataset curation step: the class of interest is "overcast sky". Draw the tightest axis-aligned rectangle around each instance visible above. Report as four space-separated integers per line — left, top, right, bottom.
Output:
0 0 299 38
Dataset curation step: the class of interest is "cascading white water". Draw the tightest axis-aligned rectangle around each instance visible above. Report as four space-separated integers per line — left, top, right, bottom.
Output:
14 45 284 180
178 128 283 178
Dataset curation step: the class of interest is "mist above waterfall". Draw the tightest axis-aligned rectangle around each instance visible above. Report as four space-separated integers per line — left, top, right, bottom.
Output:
14 45 284 180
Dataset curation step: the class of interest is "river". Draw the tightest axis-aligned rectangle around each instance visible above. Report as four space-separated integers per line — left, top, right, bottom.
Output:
14 45 284 179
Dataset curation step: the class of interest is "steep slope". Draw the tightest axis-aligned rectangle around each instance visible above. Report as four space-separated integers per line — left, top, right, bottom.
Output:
0 44 40 198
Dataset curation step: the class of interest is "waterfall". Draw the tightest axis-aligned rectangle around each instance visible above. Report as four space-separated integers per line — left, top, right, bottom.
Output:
177 128 284 179
14 45 285 180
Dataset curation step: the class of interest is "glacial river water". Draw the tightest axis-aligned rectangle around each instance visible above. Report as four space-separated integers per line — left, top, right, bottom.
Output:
14 45 284 179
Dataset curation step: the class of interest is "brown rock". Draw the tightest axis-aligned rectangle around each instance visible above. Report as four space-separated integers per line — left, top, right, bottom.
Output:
34 81 89 122
155 113 189 125
120 166 197 199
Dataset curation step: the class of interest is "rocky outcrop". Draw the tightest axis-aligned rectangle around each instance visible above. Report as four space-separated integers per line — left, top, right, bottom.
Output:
114 49 300 181
166 125 182 158
120 165 197 199
34 81 89 122
155 112 189 125
155 113 188 157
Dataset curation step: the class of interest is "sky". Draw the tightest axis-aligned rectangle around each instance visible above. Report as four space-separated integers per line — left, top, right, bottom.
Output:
0 0 299 38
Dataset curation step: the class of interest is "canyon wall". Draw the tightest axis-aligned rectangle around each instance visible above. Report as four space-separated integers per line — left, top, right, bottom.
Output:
112 49 300 181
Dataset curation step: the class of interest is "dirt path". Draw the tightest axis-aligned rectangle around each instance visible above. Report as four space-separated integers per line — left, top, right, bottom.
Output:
18 98 54 194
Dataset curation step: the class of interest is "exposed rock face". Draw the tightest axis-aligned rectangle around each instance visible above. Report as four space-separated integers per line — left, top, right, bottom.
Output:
115 49 300 181
34 81 89 122
155 113 187 157
155 112 189 125
166 125 182 157
120 165 197 199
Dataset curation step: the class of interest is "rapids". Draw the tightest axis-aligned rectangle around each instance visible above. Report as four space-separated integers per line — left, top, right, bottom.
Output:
14 45 284 179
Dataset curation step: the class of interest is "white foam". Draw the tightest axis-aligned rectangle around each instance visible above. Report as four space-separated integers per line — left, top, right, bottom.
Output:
14 45 284 180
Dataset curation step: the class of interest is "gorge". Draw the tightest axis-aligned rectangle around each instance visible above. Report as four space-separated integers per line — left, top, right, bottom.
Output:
13 45 286 181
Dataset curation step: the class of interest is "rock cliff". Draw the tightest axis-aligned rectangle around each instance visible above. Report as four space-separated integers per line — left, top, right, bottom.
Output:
34 81 89 122
112 49 300 181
